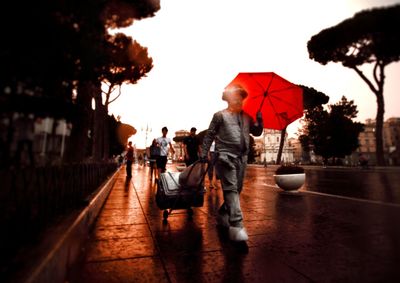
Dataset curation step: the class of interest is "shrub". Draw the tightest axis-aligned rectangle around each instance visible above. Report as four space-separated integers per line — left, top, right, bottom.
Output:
275 164 305 175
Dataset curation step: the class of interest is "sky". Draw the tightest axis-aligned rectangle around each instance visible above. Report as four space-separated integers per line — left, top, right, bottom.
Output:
109 0 400 149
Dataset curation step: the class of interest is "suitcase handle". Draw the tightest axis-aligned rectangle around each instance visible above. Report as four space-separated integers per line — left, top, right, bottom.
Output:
179 161 208 188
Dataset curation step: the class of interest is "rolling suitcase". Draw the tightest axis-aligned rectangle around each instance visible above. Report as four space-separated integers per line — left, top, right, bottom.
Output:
156 161 207 221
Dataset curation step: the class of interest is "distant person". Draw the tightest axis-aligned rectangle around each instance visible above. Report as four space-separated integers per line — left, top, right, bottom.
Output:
359 153 369 169
207 140 218 189
323 158 328 168
118 155 123 167
125 141 134 178
143 152 148 166
183 127 200 166
148 138 160 180
138 153 143 166
200 84 263 245
156 127 175 175
14 113 35 167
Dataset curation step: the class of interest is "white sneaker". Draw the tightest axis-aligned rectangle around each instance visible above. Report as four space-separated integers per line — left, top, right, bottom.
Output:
229 226 248 242
217 213 229 228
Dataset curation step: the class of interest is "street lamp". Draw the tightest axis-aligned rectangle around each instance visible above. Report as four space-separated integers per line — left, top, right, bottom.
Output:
141 124 152 148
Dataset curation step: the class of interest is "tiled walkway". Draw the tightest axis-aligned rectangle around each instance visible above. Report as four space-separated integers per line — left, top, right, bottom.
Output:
74 164 400 282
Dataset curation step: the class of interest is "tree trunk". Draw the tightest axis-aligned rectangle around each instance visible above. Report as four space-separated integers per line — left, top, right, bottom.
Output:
93 91 105 161
103 117 110 160
276 127 286 165
1 114 14 168
301 148 311 164
375 90 385 166
93 87 112 161
64 81 93 163
352 63 386 166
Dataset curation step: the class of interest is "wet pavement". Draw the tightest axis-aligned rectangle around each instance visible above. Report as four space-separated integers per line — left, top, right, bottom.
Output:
72 164 400 283
249 165 400 205
303 167 400 205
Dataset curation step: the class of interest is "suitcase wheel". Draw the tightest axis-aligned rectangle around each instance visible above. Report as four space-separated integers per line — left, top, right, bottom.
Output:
163 210 169 220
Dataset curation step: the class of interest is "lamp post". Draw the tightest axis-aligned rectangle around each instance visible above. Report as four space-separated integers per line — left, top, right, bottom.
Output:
141 124 152 148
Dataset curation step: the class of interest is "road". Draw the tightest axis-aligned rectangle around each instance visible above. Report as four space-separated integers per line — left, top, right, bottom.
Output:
248 164 400 206
72 164 400 282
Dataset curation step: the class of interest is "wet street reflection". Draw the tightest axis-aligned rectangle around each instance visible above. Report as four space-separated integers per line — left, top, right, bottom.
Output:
249 165 400 205
73 164 400 282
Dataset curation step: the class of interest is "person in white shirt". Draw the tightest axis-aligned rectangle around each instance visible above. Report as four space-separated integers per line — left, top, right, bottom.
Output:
156 127 175 176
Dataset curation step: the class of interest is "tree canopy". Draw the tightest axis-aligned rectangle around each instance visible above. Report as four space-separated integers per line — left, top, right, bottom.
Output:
307 4 400 67
0 0 160 114
102 33 153 107
300 96 364 162
0 0 160 163
300 85 330 110
307 4 400 165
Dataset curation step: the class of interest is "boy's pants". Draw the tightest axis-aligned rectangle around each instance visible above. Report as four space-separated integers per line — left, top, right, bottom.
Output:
216 153 247 228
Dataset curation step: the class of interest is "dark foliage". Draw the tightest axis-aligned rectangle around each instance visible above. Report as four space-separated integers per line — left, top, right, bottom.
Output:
300 85 330 110
108 115 135 156
275 164 305 175
0 0 160 163
298 85 330 163
301 96 364 161
308 4 400 66
307 4 400 165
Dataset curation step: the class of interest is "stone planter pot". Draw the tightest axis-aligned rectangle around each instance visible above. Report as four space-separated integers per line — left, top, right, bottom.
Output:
273 173 305 191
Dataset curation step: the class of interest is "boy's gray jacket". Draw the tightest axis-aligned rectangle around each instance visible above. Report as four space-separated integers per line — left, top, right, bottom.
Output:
201 110 263 158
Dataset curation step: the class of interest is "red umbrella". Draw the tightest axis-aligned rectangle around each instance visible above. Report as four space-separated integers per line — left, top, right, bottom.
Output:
225 72 303 130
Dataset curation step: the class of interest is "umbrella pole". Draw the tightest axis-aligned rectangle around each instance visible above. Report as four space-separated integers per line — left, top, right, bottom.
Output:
257 73 274 112
276 127 286 165
257 92 268 113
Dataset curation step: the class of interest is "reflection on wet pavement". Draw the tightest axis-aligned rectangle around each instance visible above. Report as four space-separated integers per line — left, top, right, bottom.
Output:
250 165 400 205
73 164 400 282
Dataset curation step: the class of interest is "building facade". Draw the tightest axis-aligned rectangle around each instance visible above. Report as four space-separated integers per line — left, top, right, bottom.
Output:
356 118 377 164
354 117 400 166
289 137 302 163
173 129 189 162
383 117 400 165
255 129 295 164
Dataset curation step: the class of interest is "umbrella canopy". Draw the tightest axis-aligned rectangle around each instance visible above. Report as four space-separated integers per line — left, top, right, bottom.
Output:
225 72 303 130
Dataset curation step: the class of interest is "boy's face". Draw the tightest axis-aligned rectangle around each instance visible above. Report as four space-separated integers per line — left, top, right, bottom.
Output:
226 92 244 113
162 129 168 136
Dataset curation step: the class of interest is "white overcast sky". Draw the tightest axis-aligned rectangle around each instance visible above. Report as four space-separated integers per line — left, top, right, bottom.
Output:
108 0 400 148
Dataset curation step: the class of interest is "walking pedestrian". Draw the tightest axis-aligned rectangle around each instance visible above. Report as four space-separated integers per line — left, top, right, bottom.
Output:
118 155 123 167
156 127 175 176
200 84 263 245
14 113 35 167
207 140 218 189
148 138 160 180
125 141 134 178
138 153 143 166
183 127 200 166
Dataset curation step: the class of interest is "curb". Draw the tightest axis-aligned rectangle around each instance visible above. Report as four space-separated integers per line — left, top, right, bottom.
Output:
19 168 119 283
